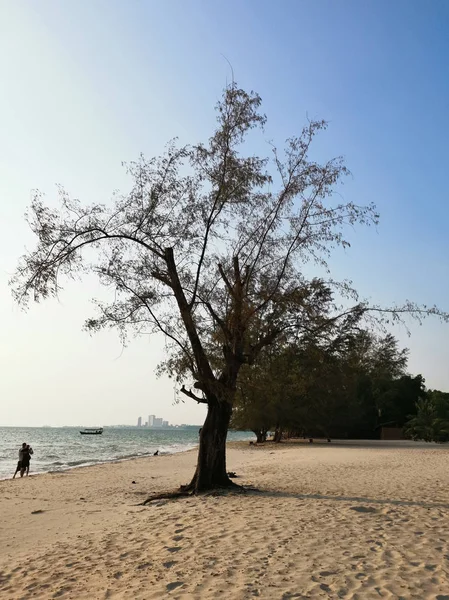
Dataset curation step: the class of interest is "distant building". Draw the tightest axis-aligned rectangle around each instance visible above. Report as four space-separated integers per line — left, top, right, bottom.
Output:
153 417 163 428
162 420 169 428
380 427 404 440
137 417 142 427
148 415 155 427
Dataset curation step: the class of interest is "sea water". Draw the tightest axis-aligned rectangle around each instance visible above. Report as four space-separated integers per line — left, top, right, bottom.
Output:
0 426 254 479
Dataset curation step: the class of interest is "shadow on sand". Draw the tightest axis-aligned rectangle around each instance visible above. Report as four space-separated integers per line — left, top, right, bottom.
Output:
261 439 449 450
246 488 449 510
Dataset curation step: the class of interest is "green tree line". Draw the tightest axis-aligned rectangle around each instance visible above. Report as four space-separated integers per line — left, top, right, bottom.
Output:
231 328 448 443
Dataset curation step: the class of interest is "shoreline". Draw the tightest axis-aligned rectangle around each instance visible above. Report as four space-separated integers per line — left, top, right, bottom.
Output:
0 439 253 482
2 437 446 482
0 444 200 482
0 428 254 482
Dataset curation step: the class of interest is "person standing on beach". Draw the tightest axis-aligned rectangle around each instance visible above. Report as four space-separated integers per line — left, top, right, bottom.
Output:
24 444 34 476
13 443 27 478
12 443 34 478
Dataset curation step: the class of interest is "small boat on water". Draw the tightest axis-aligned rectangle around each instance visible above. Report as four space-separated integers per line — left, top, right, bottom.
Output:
80 427 103 435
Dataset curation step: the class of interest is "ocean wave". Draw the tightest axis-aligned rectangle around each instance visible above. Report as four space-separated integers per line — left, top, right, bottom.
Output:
67 458 105 467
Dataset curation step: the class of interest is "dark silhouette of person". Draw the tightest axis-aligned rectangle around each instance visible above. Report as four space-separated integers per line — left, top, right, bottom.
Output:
24 444 34 475
13 443 33 478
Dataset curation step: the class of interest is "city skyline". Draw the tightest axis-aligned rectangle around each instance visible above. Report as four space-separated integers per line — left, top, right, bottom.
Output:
137 414 171 428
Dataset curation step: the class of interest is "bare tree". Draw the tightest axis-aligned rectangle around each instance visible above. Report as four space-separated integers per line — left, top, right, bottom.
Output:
11 84 448 493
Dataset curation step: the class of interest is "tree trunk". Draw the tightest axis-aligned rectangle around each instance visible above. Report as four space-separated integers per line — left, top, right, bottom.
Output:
273 426 283 443
183 398 234 493
253 429 267 444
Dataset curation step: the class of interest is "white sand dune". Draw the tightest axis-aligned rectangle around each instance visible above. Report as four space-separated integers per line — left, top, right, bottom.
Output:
1 441 449 599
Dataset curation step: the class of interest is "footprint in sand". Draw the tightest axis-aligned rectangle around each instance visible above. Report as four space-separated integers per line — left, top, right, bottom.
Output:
166 547 182 553
53 587 71 598
163 561 177 569
173 535 183 542
166 581 184 592
25 582 38 590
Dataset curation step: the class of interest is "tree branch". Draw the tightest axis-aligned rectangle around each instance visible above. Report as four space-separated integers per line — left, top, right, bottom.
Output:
164 247 216 383
180 385 208 404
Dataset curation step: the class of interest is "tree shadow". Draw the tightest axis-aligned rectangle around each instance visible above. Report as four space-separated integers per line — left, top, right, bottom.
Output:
246 488 449 510
265 439 449 450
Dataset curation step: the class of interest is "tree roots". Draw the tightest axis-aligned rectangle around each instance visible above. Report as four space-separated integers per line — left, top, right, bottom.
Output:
140 479 251 505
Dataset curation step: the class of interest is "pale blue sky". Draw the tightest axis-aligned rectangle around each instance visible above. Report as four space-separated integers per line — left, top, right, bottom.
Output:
1 1 448 426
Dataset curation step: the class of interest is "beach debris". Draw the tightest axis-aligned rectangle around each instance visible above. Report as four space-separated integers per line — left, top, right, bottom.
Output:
131 481 136 484
227 471 238 478
31 509 45 514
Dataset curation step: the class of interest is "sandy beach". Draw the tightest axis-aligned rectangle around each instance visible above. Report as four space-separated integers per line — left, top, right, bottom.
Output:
1 441 449 599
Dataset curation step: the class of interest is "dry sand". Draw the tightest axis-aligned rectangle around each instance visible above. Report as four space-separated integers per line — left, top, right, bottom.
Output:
1 440 449 599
